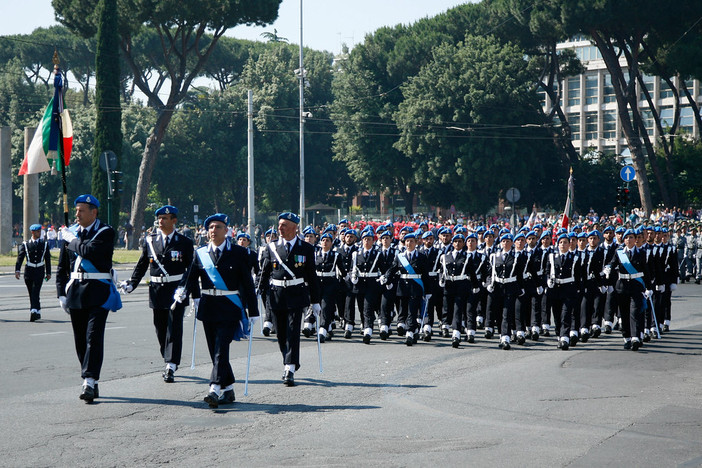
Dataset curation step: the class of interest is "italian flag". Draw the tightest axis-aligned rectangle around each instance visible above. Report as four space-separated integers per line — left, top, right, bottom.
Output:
559 169 575 231
18 97 73 176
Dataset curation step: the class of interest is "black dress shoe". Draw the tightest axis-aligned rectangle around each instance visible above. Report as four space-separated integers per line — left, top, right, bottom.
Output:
303 327 312 338
163 368 175 383
262 326 271 337
531 332 539 341
79 384 95 403
543 329 550 337
502 341 511 350
363 334 371 344
613 322 620 331
319 334 326 343
379 330 388 340
623 341 632 350
219 389 235 404
580 332 590 343
442 328 449 338
632 340 641 351
283 371 295 387
344 330 352 339
592 328 601 338
30 311 39 322
204 391 220 408
663 324 670 333
484 330 493 339
94 383 99 398
604 325 612 334
397 327 406 337
570 335 579 346
517 336 526 345
452 338 460 348
467 335 475 344
423 333 431 342
405 335 413 346
643 333 651 342
561 342 569 351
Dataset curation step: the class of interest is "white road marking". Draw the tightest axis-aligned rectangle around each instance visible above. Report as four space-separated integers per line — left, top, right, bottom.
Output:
30 331 67 336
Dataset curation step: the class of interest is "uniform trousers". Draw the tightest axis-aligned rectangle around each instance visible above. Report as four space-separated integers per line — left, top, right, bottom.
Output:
70 307 109 380
397 295 421 333
272 307 303 370
491 285 516 337
617 291 644 340
379 287 396 327
446 290 468 332
549 288 574 339
24 274 44 310
153 304 185 366
202 320 235 387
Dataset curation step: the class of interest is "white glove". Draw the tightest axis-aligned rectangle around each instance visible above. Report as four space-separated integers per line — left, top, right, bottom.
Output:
644 290 653 299
119 281 133 294
439 278 446 288
607 285 614 294
670 283 677 291
351 275 359 285
472 288 480 294
60 227 77 243
599 285 607 294
547 279 555 289
386 283 394 290
603 266 612 279
379 275 388 285
58 296 69 314
657 284 665 292
173 286 187 303
536 286 544 295
311 303 321 314
486 284 495 293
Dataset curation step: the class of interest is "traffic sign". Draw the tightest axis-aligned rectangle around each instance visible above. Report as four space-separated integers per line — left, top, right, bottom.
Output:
620 165 635 182
506 187 520 203
99 150 117 172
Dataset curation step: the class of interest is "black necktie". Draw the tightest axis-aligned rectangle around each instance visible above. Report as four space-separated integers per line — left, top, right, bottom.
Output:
364 250 369 261
214 248 220 262
164 236 169 250
286 242 291 256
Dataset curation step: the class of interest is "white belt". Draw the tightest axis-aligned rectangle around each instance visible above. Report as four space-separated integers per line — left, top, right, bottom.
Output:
400 274 422 279
357 272 380 278
317 271 336 277
150 274 183 284
26 261 45 268
271 278 305 287
202 289 239 296
494 277 517 284
555 277 574 284
619 272 644 280
70 272 112 280
446 275 468 281
428 272 439 277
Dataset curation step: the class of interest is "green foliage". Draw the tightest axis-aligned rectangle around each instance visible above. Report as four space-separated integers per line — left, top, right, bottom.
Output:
667 140 702 207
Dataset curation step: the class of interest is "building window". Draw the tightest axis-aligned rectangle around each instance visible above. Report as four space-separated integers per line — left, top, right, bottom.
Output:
575 45 602 62
568 113 580 140
659 78 675 99
660 106 674 128
640 109 654 136
585 111 598 140
603 74 616 103
567 77 580 107
640 74 654 101
680 106 694 134
603 110 616 138
585 75 598 105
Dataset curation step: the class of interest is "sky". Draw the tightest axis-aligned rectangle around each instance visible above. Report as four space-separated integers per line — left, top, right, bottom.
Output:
1 0 472 53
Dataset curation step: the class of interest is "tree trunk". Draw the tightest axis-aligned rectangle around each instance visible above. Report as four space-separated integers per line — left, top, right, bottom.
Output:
128 108 174 247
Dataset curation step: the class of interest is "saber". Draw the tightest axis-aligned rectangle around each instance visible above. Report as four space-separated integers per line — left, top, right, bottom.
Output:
257 294 264 334
648 295 661 339
315 308 323 373
244 317 254 396
419 296 428 334
190 302 197 369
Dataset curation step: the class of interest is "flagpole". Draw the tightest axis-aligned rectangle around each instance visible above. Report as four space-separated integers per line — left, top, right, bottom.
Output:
53 51 70 227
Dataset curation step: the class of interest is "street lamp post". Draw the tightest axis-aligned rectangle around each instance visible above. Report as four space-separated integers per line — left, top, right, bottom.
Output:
298 0 305 224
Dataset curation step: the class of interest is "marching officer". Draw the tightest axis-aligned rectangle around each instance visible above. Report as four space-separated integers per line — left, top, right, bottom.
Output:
605 228 653 351
15 223 51 321
377 228 398 340
260 228 278 336
56 194 121 403
313 232 346 341
353 227 383 343
439 233 469 347
258 212 321 387
337 228 359 338
545 233 583 350
176 213 259 407
120 205 194 383
581 230 606 340
381 232 429 346
420 230 443 339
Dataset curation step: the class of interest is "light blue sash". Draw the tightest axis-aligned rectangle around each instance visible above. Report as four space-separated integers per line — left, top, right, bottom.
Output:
79 258 122 312
399 252 424 293
197 245 249 340
616 249 648 310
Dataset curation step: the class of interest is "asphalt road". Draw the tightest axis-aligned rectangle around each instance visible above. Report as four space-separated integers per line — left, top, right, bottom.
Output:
1 271 701 467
